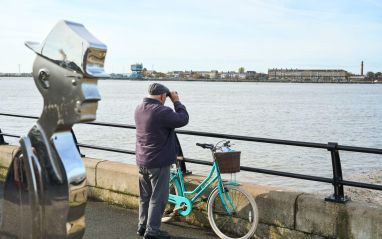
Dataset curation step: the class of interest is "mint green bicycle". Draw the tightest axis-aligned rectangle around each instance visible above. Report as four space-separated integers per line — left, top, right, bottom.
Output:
162 141 258 239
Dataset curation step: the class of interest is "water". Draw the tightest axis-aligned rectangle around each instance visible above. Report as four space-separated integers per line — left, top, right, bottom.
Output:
1 77 381 196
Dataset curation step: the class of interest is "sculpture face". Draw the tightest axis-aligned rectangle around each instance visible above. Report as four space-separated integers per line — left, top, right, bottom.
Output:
32 56 101 124
26 20 108 125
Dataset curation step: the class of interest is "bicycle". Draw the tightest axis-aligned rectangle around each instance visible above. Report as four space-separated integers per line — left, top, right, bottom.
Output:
162 140 258 239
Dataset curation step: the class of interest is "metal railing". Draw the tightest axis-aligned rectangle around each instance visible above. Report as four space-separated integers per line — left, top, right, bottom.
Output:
1 112 381 203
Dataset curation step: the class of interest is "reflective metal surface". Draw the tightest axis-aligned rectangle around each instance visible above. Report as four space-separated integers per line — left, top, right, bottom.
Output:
25 20 108 78
1 20 108 238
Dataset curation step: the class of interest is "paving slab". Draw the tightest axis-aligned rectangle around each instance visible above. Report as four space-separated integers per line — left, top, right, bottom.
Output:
0 183 217 239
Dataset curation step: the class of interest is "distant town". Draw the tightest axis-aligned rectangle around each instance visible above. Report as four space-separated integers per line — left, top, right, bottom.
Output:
1 61 381 83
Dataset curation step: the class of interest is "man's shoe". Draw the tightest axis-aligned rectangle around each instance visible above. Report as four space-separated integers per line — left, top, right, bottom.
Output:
143 230 171 239
143 235 171 239
137 227 146 236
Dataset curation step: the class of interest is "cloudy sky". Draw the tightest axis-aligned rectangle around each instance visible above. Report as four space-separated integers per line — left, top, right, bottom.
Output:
0 0 381 74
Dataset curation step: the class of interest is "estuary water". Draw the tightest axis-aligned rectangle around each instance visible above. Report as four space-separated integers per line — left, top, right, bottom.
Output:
0 77 381 199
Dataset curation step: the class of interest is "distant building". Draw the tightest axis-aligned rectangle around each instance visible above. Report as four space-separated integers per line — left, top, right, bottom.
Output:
268 68 349 82
220 72 229 79
167 71 182 78
349 75 366 82
183 71 192 78
246 71 256 77
238 73 246 79
186 70 219 79
0 72 32 77
221 71 237 79
145 70 155 77
245 71 258 80
198 71 212 78
209 70 219 79
129 63 143 79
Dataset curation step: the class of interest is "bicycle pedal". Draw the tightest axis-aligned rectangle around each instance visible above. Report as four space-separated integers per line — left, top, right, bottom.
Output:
173 205 186 212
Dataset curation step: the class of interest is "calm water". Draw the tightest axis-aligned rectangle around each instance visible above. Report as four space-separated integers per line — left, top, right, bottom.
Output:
1 77 381 195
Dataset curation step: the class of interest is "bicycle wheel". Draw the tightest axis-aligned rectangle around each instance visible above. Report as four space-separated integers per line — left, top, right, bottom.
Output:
208 185 258 239
162 179 180 223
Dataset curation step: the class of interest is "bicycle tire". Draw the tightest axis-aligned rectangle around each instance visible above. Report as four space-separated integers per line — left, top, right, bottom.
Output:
162 179 181 223
208 185 258 239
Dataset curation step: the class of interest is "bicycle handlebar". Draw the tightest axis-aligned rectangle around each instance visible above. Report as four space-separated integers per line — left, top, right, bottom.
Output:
196 143 214 149
223 141 231 147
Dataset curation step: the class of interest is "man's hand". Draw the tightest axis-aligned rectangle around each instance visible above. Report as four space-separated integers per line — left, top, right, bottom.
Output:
169 91 180 103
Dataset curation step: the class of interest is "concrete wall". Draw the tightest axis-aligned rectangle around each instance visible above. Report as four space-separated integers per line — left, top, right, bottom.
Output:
0 145 381 239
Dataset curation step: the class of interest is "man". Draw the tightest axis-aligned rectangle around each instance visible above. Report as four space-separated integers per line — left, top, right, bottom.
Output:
135 83 189 239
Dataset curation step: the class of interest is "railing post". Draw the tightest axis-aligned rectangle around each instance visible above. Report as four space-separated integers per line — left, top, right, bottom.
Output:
71 129 85 157
325 142 350 203
176 133 191 175
0 129 9 145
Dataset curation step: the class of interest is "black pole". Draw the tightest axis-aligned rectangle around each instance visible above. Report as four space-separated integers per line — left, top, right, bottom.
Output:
0 129 8 145
325 142 350 203
175 133 190 174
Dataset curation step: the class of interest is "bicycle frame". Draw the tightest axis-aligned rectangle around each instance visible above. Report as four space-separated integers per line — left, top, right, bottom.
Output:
166 142 259 239
168 159 239 216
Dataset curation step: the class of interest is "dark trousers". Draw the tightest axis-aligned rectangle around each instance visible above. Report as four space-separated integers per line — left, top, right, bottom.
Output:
138 166 170 236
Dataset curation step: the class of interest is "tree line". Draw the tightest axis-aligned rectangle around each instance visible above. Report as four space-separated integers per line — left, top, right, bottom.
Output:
366 71 382 80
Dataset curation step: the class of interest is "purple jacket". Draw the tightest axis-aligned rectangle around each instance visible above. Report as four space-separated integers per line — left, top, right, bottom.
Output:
135 97 189 168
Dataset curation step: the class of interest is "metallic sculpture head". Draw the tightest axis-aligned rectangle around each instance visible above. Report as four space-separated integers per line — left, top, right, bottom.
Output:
25 20 108 130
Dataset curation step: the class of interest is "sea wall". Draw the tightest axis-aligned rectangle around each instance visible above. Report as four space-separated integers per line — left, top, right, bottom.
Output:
0 145 381 239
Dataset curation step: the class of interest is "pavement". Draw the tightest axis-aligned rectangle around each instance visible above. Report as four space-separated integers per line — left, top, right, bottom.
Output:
0 183 218 239
84 200 218 239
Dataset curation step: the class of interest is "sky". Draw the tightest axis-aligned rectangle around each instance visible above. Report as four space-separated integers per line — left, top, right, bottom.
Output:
0 0 381 74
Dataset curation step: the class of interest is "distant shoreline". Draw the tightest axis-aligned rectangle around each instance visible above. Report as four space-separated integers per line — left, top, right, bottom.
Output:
1 76 380 84
108 77 381 84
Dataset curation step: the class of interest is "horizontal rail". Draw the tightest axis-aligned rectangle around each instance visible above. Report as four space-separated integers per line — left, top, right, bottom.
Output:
0 113 38 120
341 180 382 191
0 113 136 129
175 129 329 149
1 133 19 138
77 143 135 155
337 145 382 154
184 158 333 183
87 121 136 129
1 113 381 154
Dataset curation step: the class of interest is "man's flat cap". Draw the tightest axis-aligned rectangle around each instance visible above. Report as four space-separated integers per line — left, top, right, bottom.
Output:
148 83 170 95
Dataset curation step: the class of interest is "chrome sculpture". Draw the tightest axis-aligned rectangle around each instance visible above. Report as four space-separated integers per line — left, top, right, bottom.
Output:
0 20 108 238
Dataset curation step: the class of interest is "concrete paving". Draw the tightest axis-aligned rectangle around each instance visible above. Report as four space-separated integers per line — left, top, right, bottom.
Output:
84 200 218 239
0 183 218 239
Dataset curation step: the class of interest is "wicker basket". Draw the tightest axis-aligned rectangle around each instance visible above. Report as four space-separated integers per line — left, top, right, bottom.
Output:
214 151 241 174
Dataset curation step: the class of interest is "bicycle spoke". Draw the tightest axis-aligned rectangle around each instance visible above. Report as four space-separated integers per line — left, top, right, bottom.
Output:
236 190 244 209
209 186 258 238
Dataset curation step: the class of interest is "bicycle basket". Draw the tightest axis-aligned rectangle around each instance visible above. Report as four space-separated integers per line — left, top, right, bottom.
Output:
213 151 241 174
